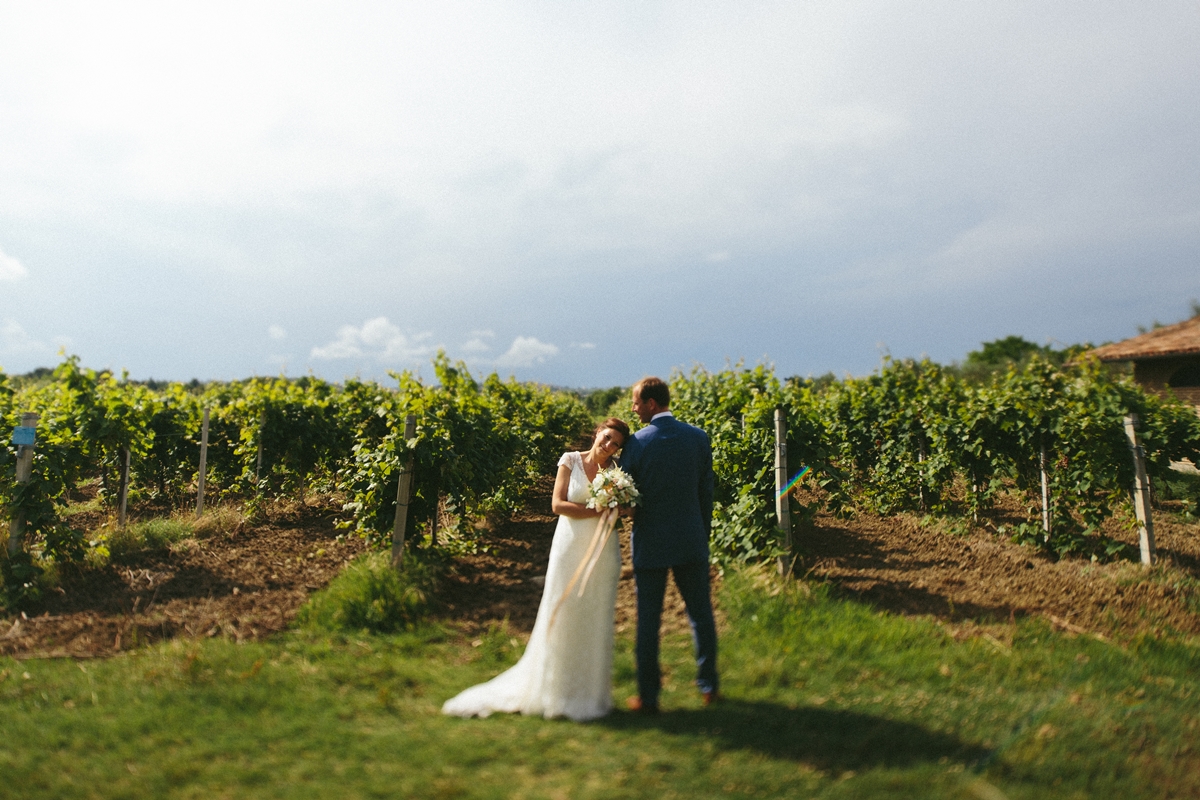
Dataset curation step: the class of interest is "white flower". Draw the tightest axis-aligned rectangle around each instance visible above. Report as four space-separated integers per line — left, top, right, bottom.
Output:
586 466 641 511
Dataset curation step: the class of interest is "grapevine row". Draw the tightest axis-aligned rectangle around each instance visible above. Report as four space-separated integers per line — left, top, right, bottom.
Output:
669 357 1200 561
4 353 1199 591
1 354 591 577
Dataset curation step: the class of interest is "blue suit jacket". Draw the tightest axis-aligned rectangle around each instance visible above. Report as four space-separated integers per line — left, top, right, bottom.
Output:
620 414 714 569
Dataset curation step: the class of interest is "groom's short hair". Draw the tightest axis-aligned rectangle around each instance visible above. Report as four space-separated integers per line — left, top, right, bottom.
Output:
634 377 670 408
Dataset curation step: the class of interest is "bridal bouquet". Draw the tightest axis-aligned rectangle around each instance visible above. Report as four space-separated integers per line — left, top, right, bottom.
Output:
586 466 641 512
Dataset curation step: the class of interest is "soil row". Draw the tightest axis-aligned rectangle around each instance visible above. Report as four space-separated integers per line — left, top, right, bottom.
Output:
4 492 1199 659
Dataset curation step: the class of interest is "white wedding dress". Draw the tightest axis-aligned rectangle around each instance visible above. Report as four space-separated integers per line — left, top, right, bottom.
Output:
442 451 620 721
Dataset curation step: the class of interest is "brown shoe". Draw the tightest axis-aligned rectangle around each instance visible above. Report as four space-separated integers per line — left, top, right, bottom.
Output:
626 696 659 714
701 690 721 707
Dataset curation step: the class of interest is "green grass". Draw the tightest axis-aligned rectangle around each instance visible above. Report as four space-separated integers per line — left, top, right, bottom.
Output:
1 566 1197 798
80 508 245 568
296 552 437 634
103 518 194 561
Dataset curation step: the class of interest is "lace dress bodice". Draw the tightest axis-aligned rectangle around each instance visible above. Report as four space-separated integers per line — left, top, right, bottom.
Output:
562 451 592 505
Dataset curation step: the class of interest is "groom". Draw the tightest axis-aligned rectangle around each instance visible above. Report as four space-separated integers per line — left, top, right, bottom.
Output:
620 377 719 713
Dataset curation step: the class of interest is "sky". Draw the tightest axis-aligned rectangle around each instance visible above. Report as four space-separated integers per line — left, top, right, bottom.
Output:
1 1 1198 387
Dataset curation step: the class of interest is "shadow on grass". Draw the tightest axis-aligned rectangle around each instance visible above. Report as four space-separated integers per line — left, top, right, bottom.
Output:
598 700 987 772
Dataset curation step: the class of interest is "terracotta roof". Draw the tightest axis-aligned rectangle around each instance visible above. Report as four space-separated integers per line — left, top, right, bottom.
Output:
1089 315 1200 361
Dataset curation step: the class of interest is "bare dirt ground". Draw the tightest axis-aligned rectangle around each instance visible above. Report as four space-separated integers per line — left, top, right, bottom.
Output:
1 498 368 659
799 492 1200 642
3 483 1199 659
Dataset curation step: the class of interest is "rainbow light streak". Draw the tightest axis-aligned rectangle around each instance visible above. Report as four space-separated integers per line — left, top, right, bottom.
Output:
776 466 811 499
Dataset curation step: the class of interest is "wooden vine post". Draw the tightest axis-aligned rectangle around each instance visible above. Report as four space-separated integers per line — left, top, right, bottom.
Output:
118 447 131 527
255 410 267 486
917 429 927 512
7 413 38 557
774 407 792 577
1039 440 1051 542
391 414 417 567
1123 414 1156 565
196 408 210 517
429 466 441 548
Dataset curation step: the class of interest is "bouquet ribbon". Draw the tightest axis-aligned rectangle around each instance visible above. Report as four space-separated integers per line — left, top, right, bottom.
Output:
548 508 617 631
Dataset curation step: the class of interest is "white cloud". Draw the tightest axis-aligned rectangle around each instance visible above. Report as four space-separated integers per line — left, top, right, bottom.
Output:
570 342 596 350
461 329 495 354
705 251 730 263
495 336 559 368
310 316 436 363
268 324 287 340
0 319 48 357
0 248 28 281
310 326 364 360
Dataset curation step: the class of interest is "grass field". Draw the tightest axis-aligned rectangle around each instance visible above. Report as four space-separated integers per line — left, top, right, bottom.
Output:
2 566 1197 799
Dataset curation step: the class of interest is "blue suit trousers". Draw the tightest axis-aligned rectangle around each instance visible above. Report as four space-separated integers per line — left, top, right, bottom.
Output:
634 560 719 705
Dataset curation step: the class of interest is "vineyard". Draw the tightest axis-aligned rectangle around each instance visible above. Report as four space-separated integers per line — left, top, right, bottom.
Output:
676 356 1200 564
4 352 1200 613
1 353 593 609
4 351 1200 797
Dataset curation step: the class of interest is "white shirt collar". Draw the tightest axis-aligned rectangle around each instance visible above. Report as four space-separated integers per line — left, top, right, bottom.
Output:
651 411 674 422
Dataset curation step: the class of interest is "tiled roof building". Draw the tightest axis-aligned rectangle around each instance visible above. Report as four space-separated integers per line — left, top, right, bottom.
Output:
1089 316 1200 407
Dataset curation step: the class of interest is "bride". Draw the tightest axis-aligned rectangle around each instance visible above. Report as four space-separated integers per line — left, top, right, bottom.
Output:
442 417 631 721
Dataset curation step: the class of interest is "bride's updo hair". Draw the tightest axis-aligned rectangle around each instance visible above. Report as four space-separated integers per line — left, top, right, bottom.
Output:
596 417 631 442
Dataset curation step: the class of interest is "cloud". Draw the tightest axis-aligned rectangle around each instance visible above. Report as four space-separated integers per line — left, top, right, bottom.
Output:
0 319 48 357
310 316 436 363
570 342 596 350
268 324 287 340
0 5 1197 385
461 329 495 354
0 248 28 281
495 336 559 368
